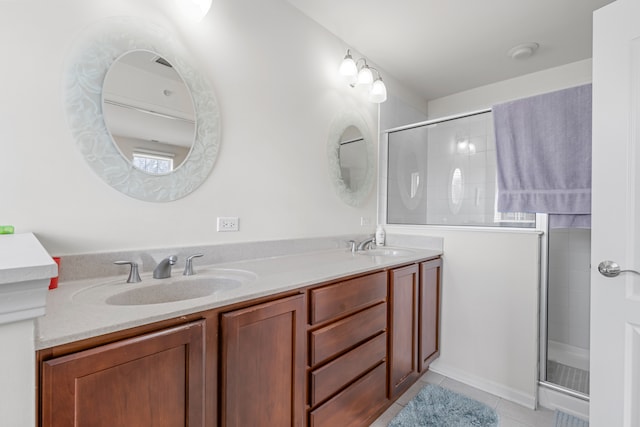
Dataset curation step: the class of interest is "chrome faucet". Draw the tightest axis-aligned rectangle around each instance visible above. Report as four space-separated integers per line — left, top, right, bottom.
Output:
356 236 376 251
183 253 204 276
153 255 177 279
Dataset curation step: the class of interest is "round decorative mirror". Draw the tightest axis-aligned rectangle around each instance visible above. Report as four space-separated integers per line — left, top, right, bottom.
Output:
327 112 375 206
102 50 197 175
64 17 221 202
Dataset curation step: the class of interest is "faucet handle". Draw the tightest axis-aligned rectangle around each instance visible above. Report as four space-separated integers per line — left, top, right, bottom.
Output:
114 261 142 283
347 240 357 253
183 253 204 276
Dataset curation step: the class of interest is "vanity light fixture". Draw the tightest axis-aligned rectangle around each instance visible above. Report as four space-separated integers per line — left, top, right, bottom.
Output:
339 49 387 103
181 0 213 21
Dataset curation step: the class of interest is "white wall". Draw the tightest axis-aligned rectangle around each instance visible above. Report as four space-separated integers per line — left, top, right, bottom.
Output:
428 59 592 117
389 226 541 407
383 59 593 407
0 0 390 256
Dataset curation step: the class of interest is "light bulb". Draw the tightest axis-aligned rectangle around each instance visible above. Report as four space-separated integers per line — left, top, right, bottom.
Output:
339 51 358 78
369 78 387 103
181 0 212 22
357 65 373 85
456 139 469 153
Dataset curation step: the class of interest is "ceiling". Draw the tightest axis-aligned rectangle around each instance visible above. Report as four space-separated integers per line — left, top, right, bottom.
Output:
286 0 615 101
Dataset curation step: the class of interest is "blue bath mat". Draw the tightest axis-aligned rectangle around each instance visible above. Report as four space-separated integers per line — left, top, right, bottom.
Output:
388 383 499 427
553 411 589 427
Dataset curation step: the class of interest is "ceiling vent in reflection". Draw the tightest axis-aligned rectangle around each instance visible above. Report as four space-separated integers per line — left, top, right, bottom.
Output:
154 56 173 68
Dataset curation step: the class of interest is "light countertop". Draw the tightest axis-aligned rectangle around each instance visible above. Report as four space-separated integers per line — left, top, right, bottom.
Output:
36 246 441 350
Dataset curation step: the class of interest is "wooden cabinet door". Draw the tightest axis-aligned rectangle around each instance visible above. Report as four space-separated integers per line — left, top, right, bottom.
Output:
41 320 206 427
388 264 419 399
419 258 442 372
220 294 305 427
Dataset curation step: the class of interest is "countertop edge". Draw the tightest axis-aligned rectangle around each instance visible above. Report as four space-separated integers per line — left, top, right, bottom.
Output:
36 248 442 351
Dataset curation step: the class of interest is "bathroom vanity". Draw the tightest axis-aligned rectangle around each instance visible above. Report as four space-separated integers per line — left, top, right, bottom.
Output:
35 246 442 427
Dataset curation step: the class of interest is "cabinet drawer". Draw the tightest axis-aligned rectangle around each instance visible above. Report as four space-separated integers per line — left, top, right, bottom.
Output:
310 332 386 406
309 362 387 427
309 271 386 325
310 302 386 366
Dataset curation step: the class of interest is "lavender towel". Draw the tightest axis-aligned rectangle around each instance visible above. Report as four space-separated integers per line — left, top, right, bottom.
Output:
493 84 592 228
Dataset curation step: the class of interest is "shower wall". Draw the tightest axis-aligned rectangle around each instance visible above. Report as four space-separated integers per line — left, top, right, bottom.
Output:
547 228 591 369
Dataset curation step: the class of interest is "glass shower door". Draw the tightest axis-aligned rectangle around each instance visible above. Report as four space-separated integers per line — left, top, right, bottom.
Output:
544 228 591 397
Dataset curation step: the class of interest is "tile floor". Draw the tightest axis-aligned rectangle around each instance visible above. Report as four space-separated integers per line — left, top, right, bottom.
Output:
546 360 590 395
370 371 556 427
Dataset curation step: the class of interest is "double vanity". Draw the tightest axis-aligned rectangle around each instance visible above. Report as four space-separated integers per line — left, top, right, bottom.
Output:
35 238 442 427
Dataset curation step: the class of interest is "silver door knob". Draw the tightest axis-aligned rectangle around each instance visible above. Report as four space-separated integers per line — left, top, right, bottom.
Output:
598 260 640 278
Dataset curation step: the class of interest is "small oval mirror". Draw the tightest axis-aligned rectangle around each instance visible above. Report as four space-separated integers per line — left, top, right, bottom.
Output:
338 126 368 193
327 112 375 207
102 50 196 175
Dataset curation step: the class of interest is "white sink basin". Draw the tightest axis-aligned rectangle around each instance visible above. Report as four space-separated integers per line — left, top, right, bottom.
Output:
73 269 256 306
357 247 417 257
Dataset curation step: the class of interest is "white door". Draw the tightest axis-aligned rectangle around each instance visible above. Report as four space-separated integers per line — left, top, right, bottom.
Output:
592 0 640 425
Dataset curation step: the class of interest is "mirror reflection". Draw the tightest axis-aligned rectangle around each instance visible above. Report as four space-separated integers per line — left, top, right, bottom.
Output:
338 125 368 192
102 50 196 175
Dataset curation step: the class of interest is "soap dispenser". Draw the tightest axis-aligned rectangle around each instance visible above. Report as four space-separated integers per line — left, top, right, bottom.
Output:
375 225 385 246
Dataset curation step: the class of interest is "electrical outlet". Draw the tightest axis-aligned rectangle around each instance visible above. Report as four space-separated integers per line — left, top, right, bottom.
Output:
217 217 239 232
360 217 372 226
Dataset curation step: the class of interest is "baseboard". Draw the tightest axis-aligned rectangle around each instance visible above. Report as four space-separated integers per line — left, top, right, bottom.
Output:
547 340 590 371
538 384 589 420
429 361 537 409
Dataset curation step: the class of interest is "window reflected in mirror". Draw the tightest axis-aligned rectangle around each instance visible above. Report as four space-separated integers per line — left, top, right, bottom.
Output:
132 152 174 175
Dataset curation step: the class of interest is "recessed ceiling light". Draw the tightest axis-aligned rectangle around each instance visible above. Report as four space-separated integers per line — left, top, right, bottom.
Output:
507 42 539 60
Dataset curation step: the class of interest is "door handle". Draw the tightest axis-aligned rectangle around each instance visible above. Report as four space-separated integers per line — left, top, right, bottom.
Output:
598 260 640 278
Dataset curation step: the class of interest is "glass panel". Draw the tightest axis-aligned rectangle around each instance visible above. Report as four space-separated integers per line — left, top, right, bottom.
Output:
386 111 535 228
545 228 591 396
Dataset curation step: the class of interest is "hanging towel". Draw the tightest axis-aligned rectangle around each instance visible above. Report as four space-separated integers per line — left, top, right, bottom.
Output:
493 84 592 228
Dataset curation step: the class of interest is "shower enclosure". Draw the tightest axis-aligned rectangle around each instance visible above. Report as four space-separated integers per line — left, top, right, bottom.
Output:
384 110 591 402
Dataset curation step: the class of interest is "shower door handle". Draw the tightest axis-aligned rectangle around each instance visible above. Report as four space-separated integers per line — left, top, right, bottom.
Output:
598 260 640 278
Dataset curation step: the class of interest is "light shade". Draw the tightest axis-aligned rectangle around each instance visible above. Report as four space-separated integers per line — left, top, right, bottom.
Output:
369 78 387 103
339 51 358 78
181 0 213 21
357 65 374 85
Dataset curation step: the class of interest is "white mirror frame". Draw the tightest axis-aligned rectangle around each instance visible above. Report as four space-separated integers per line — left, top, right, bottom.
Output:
64 17 221 202
327 111 375 207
